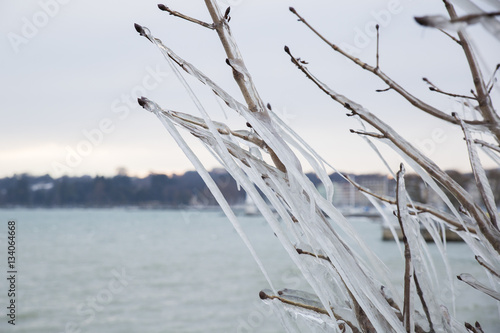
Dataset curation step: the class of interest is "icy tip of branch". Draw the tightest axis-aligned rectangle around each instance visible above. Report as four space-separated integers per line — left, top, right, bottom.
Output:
157 4 168 11
289 7 297 14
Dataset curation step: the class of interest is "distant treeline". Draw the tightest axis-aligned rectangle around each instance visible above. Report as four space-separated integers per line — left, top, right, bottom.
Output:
0 171 244 208
0 169 499 208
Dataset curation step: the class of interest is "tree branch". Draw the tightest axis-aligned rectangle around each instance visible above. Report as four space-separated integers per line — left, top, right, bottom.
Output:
285 45 500 254
444 1 500 142
288 7 487 128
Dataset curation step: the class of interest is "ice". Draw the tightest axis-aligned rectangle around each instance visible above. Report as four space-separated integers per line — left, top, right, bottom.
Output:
459 118 499 229
134 4 499 330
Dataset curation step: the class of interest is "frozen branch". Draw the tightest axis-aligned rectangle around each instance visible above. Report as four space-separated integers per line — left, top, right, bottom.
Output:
444 1 500 142
456 114 499 229
285 45 500 254
396 165 413 333
475 255 500 278
458 273 500 301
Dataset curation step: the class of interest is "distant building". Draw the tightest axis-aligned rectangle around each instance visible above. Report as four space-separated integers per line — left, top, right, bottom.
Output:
325 174 396 207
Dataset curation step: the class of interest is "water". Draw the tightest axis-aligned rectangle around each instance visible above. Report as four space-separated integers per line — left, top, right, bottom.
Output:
0 208 498 332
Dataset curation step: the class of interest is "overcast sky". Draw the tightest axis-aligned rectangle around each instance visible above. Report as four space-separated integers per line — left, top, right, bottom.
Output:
1 0 499 178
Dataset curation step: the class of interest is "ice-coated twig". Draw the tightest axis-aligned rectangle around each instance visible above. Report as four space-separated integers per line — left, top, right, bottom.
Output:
475 255 500 279
413 274 434 333
457 273 500 301
455 113 499 229
395 165 414 332
414 11 500 29
288 7 488 128
349 129 385 139
444 1 500 142
157 4 215 29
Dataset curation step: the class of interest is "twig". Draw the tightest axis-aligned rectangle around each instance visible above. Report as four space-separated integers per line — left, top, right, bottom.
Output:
458 273 500 301
455 114 499 229
396 165 413 333
444 1 500 142
288 7 487 128
428 86 476 100
414 274 435 332
438 28 461 45
474 139 500 153
259 290 330 315
157 4 214 29
423 77 476 99
296 248 331 262
349 129 385 139
475 255 500 279
376 24 380 69
487 64 500 95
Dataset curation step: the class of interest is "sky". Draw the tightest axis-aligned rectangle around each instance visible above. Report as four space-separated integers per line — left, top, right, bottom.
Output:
1 0 499 178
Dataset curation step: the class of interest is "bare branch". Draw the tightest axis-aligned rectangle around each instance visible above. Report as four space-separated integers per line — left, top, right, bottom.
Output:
158 4 214 29
288 7 487 128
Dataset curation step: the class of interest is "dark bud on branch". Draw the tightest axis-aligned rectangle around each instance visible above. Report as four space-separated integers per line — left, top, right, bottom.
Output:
224 7 231 20
284 45 290 54
267 103 272 110
376 24 380 30
289 7 297 14
157 4 168 11
429 87 436 91
137 97 148 108
134 23 145 36
259 291 268 300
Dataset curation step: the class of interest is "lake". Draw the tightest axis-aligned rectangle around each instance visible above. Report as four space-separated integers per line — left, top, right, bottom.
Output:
0 208 497 332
